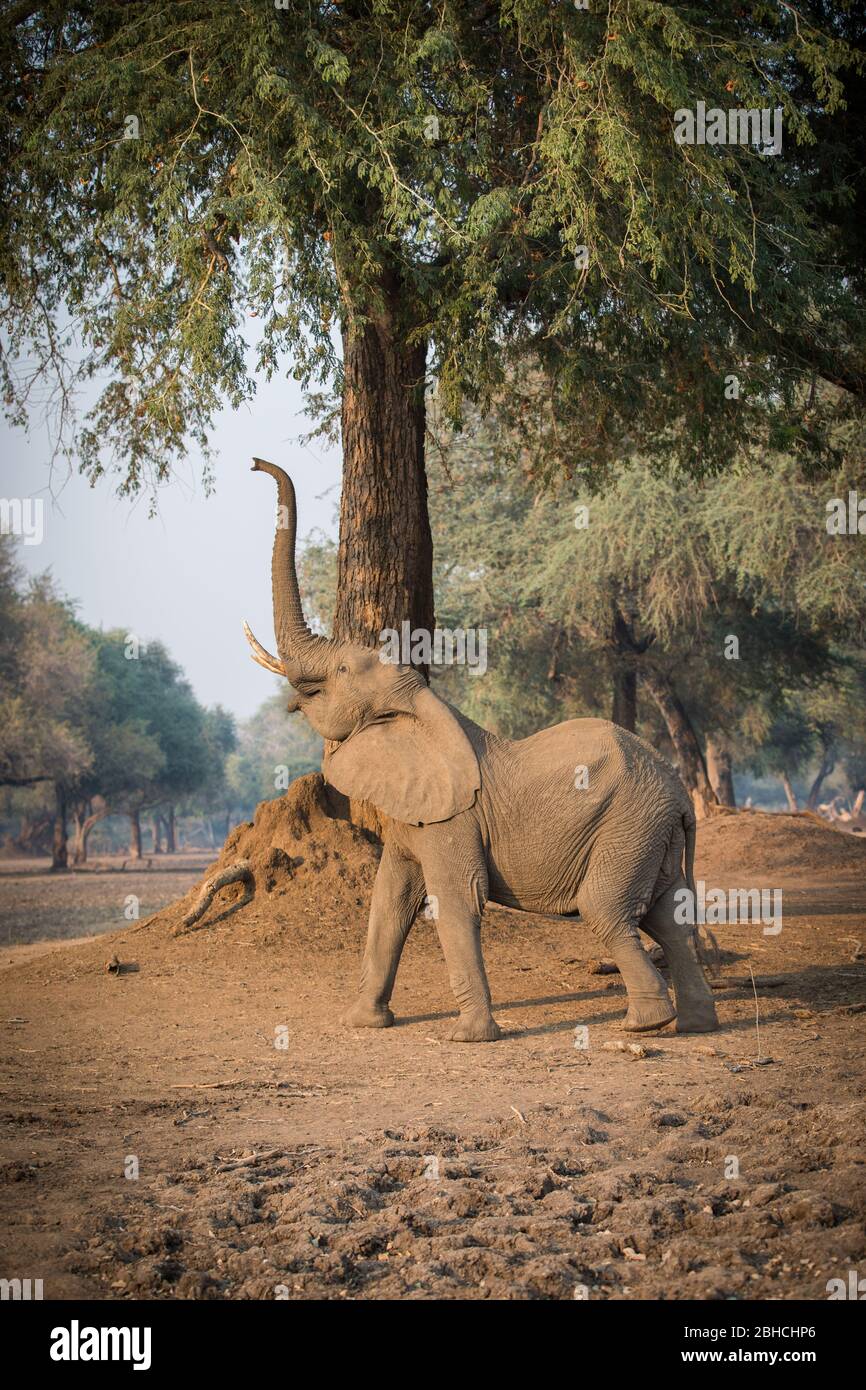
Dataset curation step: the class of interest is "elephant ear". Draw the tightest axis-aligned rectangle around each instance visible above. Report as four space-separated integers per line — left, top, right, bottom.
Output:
323 687 480 826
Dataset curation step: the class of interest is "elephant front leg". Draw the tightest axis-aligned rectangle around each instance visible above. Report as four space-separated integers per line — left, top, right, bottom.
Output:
427 886 501 1042
343 845 425 1031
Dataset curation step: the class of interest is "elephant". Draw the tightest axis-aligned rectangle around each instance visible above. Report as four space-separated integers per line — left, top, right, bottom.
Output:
244 459 719 1043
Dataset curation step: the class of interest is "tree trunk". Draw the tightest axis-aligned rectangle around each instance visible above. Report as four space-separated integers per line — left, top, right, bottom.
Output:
334 281 433 667
611 665 637 733
16 810 53 856
706 738 736 808
152 814 163 854
807 743 835 810
165 805 177 853
72 806 87 865
71 797 108 864
642 669 720 819
129 809 142 860
51 783 68 871
780 772 799 812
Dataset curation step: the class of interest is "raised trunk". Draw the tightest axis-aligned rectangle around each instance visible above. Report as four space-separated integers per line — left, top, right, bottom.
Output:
128 809 142 860
780 772 799 812
334 288 432 665
642 669 720 819
706 738 736 808
51 783 68 871
611 665 637 733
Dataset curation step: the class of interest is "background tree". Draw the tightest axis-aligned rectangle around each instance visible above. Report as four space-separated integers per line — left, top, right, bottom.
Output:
223 692 323 832
0 545 96 866
416 405 865 814
65 630 166 862
2 0 863 666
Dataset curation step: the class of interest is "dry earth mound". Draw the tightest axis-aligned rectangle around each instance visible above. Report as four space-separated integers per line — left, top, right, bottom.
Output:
696 810 866 884
143 790 866 953
152 775 381 948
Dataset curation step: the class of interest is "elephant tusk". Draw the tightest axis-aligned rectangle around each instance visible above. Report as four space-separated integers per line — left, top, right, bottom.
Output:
243 621 286 677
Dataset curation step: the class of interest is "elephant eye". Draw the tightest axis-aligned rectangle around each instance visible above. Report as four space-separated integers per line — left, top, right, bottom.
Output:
338 664 348 675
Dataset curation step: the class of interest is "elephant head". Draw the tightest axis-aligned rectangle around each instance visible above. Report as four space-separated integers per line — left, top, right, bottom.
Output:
244 459 480 826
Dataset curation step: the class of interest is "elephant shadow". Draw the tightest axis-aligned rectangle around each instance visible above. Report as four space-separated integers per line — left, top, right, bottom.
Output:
395 960 863 1039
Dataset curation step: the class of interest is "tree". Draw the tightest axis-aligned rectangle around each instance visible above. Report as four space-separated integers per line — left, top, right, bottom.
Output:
0 547 97 866
2 1 863 663
417 405 864 814
91 635 211 857
224 692 322 832
182 704 239 847
67 677 165 863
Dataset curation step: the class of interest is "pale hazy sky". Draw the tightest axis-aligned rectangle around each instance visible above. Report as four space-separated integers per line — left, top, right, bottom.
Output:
0 349 343 719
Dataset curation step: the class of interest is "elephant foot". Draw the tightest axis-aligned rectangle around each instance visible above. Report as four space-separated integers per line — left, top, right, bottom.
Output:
343 1000 395 1030
622 995 677 1033
675 998 719 1033
449 1012 503 1043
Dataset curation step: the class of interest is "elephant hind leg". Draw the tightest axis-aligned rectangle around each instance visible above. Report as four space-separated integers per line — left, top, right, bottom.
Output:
578 896 676 1033
641 879 719 1033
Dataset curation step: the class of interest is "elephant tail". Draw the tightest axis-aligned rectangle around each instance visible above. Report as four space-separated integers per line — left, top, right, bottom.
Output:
683 810 697 900
684 809 721 976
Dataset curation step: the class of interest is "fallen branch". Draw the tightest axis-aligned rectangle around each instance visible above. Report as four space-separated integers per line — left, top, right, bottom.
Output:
173 860 254 934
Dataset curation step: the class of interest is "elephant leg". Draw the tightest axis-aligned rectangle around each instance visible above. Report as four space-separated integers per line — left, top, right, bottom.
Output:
423 876 501 1041
578 893 676 1032
344 843 425 1030
641 881 719 1033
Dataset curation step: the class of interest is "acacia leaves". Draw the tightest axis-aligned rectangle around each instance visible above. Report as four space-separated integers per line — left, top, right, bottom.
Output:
0 1 862 495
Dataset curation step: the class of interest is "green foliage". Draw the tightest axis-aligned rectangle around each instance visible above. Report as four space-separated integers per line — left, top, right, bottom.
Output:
1 2 863 495
424 404 865 771
225 692 322 817
0 544 96 788
0 542 244 836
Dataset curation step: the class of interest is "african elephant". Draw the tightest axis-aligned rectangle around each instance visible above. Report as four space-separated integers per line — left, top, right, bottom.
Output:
245 459 719 1042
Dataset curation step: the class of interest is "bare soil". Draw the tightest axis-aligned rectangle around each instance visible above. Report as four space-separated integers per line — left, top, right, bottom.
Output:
1 783 864 1301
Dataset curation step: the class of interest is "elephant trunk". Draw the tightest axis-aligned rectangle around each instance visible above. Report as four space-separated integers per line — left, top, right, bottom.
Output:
251 459 333 681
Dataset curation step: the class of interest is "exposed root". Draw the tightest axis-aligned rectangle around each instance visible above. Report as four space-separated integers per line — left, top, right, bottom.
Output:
173 861 254 935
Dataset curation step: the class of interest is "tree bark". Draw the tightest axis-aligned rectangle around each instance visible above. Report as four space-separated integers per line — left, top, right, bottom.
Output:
71 797 108 864
608 602 648 734
165 805 177 853
152 814 163 854
611 665 637 733
333 278 433 667
15 810 53 856
807 742 835 810
51 783 68 871
129 809 142 860
706 738 736 808
780 772 799 812
642 669 720 819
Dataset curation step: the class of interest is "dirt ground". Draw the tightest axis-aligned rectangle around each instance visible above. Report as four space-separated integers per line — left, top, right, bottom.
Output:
1 788 865 1301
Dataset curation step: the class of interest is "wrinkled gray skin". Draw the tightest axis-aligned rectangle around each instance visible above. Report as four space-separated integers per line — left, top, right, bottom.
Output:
246 460 719 1042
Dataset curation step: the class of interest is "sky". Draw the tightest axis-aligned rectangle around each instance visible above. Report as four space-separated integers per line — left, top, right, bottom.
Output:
0 354 343 720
